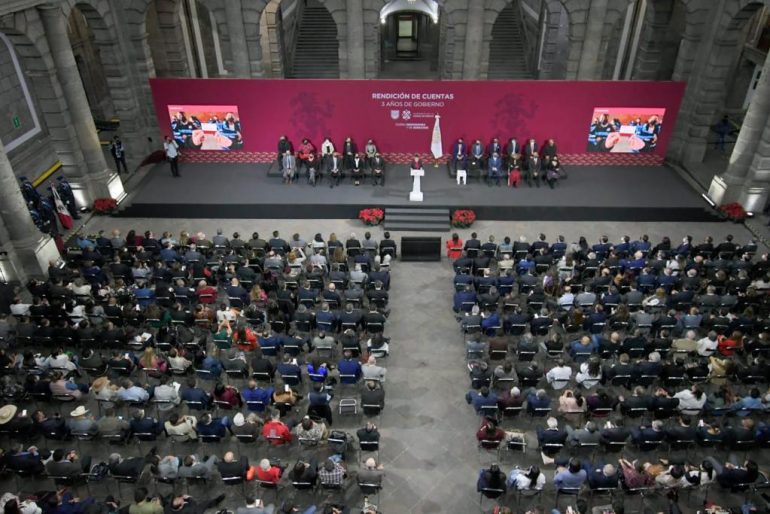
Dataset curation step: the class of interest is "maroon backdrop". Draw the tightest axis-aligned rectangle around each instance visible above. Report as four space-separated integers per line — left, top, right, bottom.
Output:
150 78 685 159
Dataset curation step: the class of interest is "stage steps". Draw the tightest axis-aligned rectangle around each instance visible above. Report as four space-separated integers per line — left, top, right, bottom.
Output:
384 207 450 232
289 0 340 78
488 2 533 79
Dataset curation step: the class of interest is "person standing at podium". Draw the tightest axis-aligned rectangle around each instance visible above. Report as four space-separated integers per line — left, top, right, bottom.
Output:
410 154 423 171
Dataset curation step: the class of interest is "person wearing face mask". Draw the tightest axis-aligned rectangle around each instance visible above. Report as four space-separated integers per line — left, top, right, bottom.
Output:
218 113 243 149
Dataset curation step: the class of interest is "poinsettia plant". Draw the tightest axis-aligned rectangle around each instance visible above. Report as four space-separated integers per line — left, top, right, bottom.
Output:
452 209 476 228
719 202 747 221
93 197 118 214
358 208 384 226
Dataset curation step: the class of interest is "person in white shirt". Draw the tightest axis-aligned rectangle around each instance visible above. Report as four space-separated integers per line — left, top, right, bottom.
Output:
575 357 602 389
557 287 575 309
43 349 78 372
696 331 718 357
673 385 707 412
167 349 192 373
546 359 573 390
153 375 181 410
507 465 546 491
163 136 180 177
9 298 30 316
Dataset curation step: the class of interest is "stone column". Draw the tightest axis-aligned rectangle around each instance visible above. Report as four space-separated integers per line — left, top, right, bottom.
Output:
463 0 485 79
346 0 365 78
225 0 251 77
577 0 609 79
723 52 770 184
38 3 124 201
738 111 770 211
0 140 60 281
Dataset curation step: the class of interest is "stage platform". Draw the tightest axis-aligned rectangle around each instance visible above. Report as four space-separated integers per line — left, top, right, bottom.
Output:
118 162 718 222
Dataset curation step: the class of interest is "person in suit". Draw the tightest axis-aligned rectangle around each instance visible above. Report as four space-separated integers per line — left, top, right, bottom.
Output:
282 150 296 185
326 152 343 189
541 139 558 165
178 454 219 480
350 153 364 186
487 152 502 187
471 139 484 175
277 135 292 172
217 451 249 478
505 138 520 166
371 153 386 186
487 138 502 160
451 138 467 174
342 137 357 170
111 136 128 174
410 153 423 171
523 138 538 163
537 417 568 455
108 452 151 479
631 419 666 450
588 464 619 490
527 152 542 187
46 448 91 481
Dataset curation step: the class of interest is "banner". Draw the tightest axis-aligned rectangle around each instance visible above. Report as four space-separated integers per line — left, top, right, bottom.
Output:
431 115 443 159
51 188 72 230
150 79 685 157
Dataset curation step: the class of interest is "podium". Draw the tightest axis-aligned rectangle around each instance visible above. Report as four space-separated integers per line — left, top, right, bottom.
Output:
409 167 425 202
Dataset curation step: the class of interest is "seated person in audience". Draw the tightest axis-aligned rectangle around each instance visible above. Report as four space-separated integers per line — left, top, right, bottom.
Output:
213 382 242 408
66 405 98 436
731 387 763 415
168 349 193 373
466 385 497 414
706 457 760 488
477 463 507 496
631 419 666 450
517 362 543 386
537 417 568 454
153 375 181 411
294 415 326 443
115 378 150 404
600 420 630 449
46 448 91 481
588 463 619 490
262 410 293 446
290 457 319 486
223 347 249 375
357 421 380 447
361 380 386 413
178 454 219 480
277 354 302 384
362 356 387 383
721 417 757 448
231 412 262 439
586 388 617 416
50 371 88 400
217 451 249 478
107 451 154 479
655 465 688 488
665 416 696 447
618 458 654 489
157 455 180 480
97 407 130 441
575 357 602 389
507 465 546 491
476 419 505 449
164 413 198 441
250 349 275 380
256 458 284 484
558 389 586 421
273 384 301 415
129 408 163 437
337 351 362 384
554 458 587 490
567 421 601 447
181 377 211 410
526 388 551 414
318 458 347 487
196 413 228 438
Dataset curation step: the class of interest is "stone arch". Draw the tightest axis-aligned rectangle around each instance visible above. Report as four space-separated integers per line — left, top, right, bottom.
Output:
146 0 190 77
599 3 627 79
485 0 537 79
0 17 89 188
633 0 687 80
540 0 570 78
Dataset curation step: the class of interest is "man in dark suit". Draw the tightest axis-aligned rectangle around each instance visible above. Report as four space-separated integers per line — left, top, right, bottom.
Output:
631 420 666 450
108 452 150 478
541 139 557 165
526 152 541 187
523 138 538 162
471 139 484 174
216 451 249 478
371 153 385 186
487 152 502 187
351 153 364 186
487 138 501 160
326 152 343 188
342 137 357 170
46 449 91 482
505 138 520 167
277 136 292 172
451 138 467 174
537 417 567 455
666 417 697 446
588 464 619 489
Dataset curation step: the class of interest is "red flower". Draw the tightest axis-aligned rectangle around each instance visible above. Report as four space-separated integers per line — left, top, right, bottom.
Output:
358 208 384 225
451 209 476 227
719 202 747 220
93 197 118 214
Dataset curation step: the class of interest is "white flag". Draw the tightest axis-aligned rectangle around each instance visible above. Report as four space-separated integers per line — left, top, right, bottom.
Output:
431 114 443 159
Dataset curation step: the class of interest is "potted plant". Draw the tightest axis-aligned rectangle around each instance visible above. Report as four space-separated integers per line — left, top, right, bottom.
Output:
452 209 476 228
358 208 384 226
718 202 747 223
93 197 118 215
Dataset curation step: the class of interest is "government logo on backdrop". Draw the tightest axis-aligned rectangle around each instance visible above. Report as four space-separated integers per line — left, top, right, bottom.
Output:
390 110 400 120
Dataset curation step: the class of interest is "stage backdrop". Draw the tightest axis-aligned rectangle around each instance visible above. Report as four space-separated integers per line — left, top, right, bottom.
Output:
150 79 685 165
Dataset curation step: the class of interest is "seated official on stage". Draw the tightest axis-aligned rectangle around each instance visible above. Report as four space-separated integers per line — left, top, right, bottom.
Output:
326 152 343 188
371 153 386 187
350 153 365 186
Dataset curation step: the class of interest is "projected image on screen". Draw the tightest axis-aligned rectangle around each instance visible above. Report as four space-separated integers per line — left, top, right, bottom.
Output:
587 108 665 153
168 105 243 150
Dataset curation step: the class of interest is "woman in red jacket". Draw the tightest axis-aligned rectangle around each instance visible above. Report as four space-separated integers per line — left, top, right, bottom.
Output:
446 233 464 259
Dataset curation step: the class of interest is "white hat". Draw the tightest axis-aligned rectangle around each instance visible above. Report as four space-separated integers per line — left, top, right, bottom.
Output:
0 405 17 425
233 413 245 427
70 406 89 417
